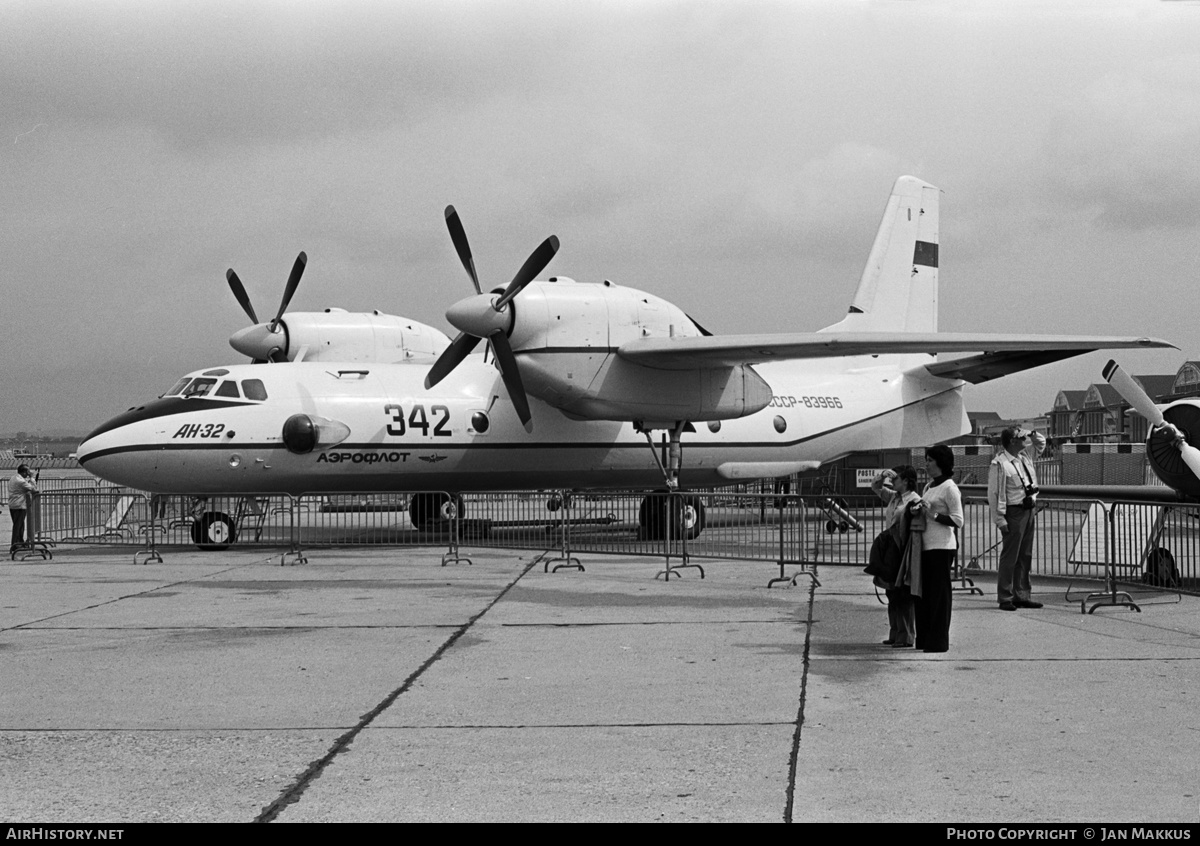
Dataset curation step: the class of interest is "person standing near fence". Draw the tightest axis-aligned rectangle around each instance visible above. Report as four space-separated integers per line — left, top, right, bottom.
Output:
911 445 962 653
987 426 1047 612
8 464 39 554
870 465 920 648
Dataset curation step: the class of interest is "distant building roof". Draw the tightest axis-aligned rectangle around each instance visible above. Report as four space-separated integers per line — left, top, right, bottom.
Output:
1084 384 1122 407
1169 362 1200 398
1053 390 1087 411
1134 375 1177 402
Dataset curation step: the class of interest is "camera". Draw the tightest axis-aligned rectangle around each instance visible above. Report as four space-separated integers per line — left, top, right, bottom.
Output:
1022 483 1039 509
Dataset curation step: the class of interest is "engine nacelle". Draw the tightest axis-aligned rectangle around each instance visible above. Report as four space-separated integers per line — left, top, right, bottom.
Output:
503 278 771 422
1147 400 1200 497
231 310 451 364
507 277 705 351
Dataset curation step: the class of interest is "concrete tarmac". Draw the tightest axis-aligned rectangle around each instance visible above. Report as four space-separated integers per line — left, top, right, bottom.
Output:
2 545 1197 823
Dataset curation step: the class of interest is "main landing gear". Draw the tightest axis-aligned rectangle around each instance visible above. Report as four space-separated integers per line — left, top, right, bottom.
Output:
635 421 706 579
408 492 464 528
635 420 707 540
638 493 706 541
192 511 237 551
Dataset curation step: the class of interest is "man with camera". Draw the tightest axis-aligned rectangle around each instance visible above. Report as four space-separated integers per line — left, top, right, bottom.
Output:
8 464 39 555
988 427 1047 611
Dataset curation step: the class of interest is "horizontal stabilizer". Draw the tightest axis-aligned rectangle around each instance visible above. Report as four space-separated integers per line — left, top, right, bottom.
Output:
617 332 1174 371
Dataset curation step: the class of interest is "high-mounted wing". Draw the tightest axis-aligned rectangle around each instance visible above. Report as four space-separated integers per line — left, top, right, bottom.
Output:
616 332 1174 371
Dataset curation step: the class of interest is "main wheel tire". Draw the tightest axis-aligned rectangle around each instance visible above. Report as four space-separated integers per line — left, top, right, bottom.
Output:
639 494 705 541
677 496 706 540
192 512 236 551
409 493 464 528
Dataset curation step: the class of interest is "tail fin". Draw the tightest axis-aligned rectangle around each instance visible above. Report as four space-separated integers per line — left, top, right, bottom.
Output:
820 175 940 333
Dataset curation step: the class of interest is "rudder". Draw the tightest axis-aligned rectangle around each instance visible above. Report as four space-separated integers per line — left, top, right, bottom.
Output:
821 175 940 334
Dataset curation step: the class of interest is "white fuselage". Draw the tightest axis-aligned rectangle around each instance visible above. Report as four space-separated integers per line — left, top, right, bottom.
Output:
77 354 967 495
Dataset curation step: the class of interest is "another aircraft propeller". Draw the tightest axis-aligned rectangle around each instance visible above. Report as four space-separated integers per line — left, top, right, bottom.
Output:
425 206 558 432
226 252 308 362
1103 359 1200 481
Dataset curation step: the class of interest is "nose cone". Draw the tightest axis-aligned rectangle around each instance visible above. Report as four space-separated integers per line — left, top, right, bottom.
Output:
76 397 195 490
76 409 149 489
446 294 511 338
230 323 287 361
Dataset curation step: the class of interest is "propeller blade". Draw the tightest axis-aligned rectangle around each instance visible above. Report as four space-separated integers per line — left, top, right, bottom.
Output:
1104 359 1200 479
425 332 482 390
1180 442 1200 481
225 269 259 323
444 206 481 295
270 251 307 330
490 333 532 432
495 235 559 311
1103 360 1164 427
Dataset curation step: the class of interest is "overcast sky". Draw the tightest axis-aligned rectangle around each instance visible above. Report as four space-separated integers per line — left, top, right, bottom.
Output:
3 0 1199 436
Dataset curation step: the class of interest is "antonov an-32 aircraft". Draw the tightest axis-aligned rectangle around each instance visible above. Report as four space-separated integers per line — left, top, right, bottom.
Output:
77 176 1175 546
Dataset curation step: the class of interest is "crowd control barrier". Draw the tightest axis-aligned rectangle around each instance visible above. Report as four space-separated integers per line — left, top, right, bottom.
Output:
16 488 1199 608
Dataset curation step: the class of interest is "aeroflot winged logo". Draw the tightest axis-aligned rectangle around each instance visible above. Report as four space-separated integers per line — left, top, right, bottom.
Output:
418 454 448 464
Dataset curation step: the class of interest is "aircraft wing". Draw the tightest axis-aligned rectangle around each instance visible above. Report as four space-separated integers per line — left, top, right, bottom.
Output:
616 332 1175 371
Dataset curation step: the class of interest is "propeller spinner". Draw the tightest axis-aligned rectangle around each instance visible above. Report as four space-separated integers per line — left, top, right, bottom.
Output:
425 206 559 432
227 252 308 362
1102 359 1200 484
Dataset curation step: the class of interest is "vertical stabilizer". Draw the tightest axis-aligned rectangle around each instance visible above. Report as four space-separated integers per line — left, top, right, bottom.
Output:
820 175 940 333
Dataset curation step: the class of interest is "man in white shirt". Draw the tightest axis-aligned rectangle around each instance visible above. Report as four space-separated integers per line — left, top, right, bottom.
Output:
987 427 1046 611
7 464 39 554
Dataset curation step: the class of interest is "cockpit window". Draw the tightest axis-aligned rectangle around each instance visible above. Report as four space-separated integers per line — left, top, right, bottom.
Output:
215 381 241 398
242 379 268 401
182 378 218 398
162 377 191 398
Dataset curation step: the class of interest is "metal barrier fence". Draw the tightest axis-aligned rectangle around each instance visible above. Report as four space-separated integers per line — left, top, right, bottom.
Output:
14 489 822 585
13 489 1198 607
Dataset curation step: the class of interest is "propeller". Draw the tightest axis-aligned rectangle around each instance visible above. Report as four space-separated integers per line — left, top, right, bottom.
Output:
1103 359 1200 480
227 252 308 362
425 206 558 433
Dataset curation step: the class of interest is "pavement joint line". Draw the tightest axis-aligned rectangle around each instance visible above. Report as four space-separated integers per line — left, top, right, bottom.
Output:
361 721 799 729
6 624 468 631
253 552 547 824
809 655 1200 662
783 569 818 825
0 721 803 733
0 560 271 633
498 619 804 628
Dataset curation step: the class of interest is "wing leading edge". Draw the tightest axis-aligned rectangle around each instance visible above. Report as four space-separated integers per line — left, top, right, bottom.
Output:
616 332 1175 373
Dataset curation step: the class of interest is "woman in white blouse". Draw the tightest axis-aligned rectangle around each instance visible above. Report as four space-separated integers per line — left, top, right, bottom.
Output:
911 445 963 653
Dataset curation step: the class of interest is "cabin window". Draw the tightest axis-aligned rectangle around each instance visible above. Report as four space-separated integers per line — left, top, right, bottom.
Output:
242 379 268 401
182 378 217 398
215 381 241 398
162 377 191 398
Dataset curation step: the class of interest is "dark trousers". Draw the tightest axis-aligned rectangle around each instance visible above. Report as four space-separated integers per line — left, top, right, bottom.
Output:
886 585 915 645
997 507 1036 605
10 508 27 551
915 549 954 652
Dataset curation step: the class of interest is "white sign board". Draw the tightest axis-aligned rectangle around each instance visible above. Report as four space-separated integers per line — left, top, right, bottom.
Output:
856 469 885 489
